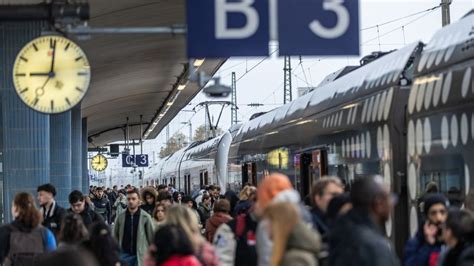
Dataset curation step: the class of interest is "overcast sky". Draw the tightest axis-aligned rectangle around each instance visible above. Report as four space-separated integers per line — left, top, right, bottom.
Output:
108 0 474 175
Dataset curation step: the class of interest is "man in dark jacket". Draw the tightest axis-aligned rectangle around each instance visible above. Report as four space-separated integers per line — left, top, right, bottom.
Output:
310 177 344 239
37 183 66 240
68 190 103 229
403 193 448 266
92 187 112 223
329 176 399 266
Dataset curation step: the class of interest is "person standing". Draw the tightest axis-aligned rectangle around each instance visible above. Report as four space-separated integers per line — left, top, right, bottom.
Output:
309 177 344 238
92 187 111 224
198 194 213 226
141 187 158 216
205 199 233 242
404 194 448 266
68 190 103 229
329 176 399 266
0 192 57 265
37 183 67 241
113 188 154 266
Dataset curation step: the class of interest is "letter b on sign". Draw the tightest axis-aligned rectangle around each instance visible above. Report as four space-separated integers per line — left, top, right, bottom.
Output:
187 0 270 57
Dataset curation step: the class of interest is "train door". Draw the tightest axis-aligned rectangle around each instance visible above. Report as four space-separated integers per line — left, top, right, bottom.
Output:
204 171 209 185
299 150 328 197
199 172 204 188
242 163 249 184
187 175 191 194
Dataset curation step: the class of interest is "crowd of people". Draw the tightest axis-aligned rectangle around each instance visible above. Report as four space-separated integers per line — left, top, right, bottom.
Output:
0 174 472 266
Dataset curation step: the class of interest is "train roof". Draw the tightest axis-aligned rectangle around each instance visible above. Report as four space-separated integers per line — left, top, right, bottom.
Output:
235 41 422 141
416 10 474 75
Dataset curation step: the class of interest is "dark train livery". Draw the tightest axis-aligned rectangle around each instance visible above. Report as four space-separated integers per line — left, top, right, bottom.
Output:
144 12 474 253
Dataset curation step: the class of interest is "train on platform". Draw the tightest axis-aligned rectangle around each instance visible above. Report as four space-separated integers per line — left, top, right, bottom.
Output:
144 11 474 254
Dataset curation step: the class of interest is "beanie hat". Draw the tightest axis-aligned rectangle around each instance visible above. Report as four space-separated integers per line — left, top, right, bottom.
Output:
327 193 351 221
37 183 57 197
423 193 448 216
257 173 293 211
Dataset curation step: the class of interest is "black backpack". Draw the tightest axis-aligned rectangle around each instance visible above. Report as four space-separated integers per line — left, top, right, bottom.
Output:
4 225 46 266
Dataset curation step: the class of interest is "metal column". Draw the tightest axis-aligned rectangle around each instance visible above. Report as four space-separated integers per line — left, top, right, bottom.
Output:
82 117 89 193
0 21 50 222
50 112 72 208
71 105 82 191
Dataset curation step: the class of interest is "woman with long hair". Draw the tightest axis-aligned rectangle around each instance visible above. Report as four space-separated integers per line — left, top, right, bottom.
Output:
0 192 57 264
81 221 121 266
58 213 89 248
165 205 219 266
263 202 321 266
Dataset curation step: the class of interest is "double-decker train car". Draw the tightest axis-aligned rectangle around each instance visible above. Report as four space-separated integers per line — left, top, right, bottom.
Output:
228 41 421 253
407 10 474 237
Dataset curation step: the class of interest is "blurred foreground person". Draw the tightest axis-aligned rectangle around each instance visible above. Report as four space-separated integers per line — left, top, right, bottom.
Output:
114 189 154 266
58 213 89 248
145 224 201 266
437 209 474 266
83 221 121 266
264 202 320 266
256 173 312 266
0 192 57 265
166 205 219 266
329 176 399 266
404 194 448 266
36 247 99 266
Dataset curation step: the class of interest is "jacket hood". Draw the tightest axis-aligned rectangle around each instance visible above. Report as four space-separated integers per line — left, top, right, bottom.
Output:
286 222 321 254
141 187 158 202
209 212 232 227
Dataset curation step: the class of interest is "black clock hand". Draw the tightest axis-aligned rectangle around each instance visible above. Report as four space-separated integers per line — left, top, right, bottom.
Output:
30 72 50 76
50 40 56 73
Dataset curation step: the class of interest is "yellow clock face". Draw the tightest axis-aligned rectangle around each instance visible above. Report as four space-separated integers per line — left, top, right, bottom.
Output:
13 35 91 114
91 154 108 172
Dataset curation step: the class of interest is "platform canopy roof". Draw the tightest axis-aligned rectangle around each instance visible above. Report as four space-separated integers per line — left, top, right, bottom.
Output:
1 0 225 146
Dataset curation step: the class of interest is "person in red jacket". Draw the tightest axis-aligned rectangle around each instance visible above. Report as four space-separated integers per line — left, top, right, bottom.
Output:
145 224 201 266
205 199 233 242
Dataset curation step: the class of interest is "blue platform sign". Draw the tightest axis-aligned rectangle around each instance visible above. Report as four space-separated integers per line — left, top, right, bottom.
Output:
187 0 270 58
186 0 359 57
278 0 359 55
122 154 149 167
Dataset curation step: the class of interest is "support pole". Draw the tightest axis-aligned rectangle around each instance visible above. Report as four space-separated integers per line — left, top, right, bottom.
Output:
441 0 451 26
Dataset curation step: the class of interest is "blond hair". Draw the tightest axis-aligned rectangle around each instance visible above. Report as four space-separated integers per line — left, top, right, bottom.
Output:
239 185 257 201
263 202 299 266
165 205 202 249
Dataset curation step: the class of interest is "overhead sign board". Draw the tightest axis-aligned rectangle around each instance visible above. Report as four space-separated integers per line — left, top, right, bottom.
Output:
122 154 149 167
186 0 359 57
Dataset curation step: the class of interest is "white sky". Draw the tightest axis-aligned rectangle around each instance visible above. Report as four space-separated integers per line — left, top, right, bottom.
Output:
102 0 474 180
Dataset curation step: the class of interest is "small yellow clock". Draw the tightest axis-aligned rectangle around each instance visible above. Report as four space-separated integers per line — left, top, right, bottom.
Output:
91 154 108 172
13 35 90 114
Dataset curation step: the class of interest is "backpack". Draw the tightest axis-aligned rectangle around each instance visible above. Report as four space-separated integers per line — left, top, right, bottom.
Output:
4 225 46 266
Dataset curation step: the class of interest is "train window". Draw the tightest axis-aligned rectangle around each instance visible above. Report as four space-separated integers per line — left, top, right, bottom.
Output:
419 154 464 207
204 171 209 185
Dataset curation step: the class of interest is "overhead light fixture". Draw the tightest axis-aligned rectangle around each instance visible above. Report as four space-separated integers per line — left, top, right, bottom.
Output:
153 121 158 125
193 58 205 67
265 131 279 136
177 84 186 91
167 101 173 106
159 113 165 117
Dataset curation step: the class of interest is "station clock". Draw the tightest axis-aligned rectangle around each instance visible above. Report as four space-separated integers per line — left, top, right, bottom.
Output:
91 154 108 172
12 35 91 114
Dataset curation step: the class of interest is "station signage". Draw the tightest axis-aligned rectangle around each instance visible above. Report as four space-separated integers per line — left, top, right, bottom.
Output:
122 154 149 167
186 0 359 57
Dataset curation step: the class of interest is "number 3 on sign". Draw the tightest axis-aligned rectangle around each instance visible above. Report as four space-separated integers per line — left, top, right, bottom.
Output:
309 0 350 39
